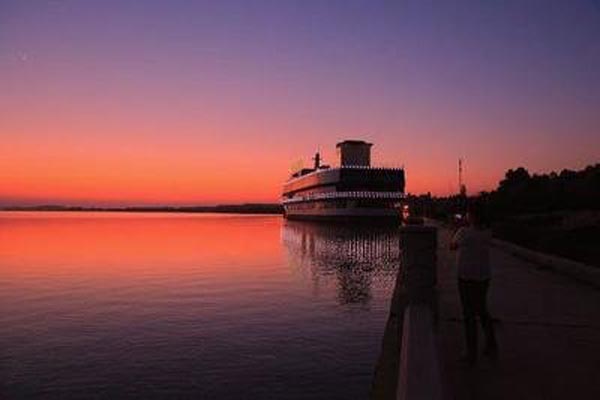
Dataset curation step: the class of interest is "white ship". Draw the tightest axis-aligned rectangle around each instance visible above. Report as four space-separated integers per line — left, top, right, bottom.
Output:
281 140 405 222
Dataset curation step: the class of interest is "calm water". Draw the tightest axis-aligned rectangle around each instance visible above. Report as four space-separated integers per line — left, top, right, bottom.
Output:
0 212 400 399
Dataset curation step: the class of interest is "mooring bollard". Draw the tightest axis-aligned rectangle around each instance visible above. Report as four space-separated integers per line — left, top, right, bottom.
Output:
399 225 438 305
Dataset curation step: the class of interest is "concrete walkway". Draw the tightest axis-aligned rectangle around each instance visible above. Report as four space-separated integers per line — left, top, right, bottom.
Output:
437 227 600 399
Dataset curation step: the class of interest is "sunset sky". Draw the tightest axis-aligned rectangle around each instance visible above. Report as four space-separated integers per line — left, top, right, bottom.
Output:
2 0 599 206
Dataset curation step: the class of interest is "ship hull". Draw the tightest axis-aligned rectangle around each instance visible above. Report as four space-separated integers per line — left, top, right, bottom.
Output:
284 213 400 224
283 203 401 223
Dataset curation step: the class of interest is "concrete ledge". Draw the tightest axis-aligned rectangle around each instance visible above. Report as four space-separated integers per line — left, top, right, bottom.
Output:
400 225 437 234
492 239 600 289
397 304 443 400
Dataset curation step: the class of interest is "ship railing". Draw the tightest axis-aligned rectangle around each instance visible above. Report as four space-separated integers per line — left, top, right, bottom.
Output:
285 165 404 183
339 165 404 170
282 191 405 204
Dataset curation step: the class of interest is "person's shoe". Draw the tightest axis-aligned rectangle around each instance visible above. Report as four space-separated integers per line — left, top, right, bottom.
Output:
482 345 498 362
458 353 477 367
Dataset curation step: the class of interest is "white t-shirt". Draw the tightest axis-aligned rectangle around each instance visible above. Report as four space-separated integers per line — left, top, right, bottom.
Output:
452 227 492 281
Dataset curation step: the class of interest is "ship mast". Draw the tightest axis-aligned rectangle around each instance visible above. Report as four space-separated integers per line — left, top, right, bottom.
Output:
313 151 321 169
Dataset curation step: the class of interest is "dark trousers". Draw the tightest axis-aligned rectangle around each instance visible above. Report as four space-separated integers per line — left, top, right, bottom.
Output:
458 279 497 360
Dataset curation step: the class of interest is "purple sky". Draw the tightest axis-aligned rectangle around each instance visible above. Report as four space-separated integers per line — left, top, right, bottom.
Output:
1 0 599 205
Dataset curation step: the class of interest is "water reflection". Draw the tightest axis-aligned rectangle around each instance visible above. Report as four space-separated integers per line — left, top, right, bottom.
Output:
282 221 401 305
0 213 400 400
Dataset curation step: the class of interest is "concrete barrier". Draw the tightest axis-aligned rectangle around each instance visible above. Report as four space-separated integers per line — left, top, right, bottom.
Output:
397 226 443 400
398 304 443 400
371 225 443 400
399 226 438 302
492 239 600 289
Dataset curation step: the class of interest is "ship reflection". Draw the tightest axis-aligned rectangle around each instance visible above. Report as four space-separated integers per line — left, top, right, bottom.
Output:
281 221 400 305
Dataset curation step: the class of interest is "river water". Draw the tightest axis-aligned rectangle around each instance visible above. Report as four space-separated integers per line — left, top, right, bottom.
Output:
0 212 400 399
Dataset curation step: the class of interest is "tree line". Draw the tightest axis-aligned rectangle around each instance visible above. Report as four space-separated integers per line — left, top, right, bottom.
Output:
485 163 600 216
409 163 600 220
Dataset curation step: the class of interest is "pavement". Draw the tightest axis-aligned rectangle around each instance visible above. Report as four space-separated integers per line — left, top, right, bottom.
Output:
437 227 600 399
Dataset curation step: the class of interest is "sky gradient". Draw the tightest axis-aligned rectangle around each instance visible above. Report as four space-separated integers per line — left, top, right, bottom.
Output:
2 0 599 206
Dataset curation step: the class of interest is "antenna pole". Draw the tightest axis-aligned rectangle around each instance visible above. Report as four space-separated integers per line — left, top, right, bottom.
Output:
458 158 463 193
458 158 466 196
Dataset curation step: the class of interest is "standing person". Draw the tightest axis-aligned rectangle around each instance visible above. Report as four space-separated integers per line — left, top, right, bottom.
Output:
450 201 498 366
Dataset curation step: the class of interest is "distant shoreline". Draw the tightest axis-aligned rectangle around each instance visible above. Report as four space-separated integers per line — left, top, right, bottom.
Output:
0 204 284 215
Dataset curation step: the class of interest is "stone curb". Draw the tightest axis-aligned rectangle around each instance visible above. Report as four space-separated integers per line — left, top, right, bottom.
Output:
492 239 600 289
397 304 443 400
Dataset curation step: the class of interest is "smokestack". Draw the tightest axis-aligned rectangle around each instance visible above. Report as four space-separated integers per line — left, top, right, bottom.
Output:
336 140 372 167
